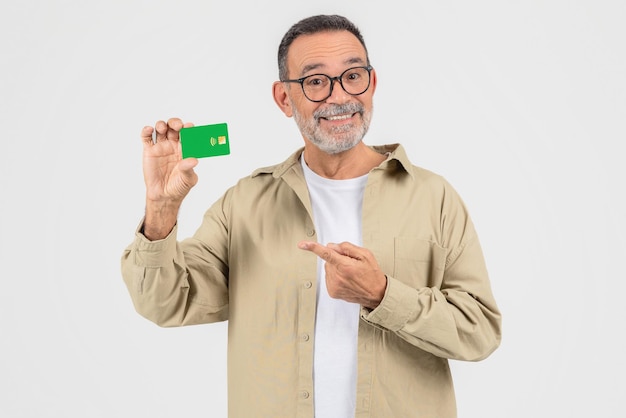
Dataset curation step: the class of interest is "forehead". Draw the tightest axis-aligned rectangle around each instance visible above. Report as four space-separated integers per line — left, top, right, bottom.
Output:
287 30 367 77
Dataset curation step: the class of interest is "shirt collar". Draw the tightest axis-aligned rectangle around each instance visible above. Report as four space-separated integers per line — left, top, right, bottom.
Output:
252 143 413 179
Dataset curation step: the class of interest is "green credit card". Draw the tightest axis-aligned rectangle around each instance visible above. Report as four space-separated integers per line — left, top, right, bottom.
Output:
180 123 230 159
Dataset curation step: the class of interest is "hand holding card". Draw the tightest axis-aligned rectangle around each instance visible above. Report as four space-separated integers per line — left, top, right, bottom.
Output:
180 123 230 159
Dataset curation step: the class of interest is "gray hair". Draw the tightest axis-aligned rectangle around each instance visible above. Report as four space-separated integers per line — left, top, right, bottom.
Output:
277 15 370 80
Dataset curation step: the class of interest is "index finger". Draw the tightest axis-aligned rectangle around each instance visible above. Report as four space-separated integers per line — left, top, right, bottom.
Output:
298 241 338 264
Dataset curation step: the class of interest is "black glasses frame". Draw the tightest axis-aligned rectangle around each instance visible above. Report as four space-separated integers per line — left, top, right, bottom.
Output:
281 65 373 103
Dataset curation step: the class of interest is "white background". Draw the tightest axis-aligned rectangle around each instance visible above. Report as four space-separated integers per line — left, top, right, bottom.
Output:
1 1 624 417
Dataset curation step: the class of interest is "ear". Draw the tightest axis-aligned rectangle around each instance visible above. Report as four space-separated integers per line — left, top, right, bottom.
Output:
273 81 293 117
369 67 378 95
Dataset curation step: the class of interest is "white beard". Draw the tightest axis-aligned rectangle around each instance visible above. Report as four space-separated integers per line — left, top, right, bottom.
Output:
292 102 372 155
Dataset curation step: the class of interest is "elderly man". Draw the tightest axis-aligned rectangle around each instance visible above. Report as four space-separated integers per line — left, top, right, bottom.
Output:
121 14 501 418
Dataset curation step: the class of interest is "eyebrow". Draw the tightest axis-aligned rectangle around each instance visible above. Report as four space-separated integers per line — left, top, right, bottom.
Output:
300 57 366 77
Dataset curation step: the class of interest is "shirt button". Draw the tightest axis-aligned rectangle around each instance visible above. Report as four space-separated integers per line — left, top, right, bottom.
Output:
303 281 312 289
300 333 309 342
306 229 315 237
300 390 310 399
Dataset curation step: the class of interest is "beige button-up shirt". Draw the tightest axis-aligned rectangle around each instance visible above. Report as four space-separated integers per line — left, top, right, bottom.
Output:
121 144 502 418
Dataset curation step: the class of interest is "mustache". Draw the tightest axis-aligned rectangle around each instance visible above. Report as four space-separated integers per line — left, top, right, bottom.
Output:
314 103 364 120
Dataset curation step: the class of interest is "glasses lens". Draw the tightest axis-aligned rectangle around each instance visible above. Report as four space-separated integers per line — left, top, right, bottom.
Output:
340 67 371 95
302 75 331 102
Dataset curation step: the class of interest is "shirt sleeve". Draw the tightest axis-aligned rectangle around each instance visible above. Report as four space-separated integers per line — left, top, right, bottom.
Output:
120 209 230 327
360 183 502 362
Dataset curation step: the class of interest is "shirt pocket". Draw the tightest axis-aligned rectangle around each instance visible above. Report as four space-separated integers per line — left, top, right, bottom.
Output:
393 237 446 288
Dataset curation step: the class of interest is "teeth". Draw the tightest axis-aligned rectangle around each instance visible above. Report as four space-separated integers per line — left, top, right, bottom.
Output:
326 114 352 121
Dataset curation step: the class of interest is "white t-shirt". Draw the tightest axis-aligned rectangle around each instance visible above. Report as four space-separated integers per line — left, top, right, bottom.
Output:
301 154 368 418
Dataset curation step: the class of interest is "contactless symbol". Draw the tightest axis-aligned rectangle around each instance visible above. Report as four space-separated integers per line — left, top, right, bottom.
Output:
210 137 217 146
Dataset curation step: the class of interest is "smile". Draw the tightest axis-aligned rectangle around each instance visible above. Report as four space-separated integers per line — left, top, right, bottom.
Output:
322 113 356 121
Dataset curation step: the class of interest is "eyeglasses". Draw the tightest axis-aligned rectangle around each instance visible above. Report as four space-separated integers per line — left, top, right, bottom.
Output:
281 65 373 102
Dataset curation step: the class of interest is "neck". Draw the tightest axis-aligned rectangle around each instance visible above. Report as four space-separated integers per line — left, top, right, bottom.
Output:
303 141 386 179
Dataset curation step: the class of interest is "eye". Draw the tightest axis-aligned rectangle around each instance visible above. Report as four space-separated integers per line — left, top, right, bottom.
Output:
343 68 367 83
304 75 328 89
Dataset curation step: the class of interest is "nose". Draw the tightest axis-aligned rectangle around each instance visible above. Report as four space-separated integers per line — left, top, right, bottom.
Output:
325 76 351 103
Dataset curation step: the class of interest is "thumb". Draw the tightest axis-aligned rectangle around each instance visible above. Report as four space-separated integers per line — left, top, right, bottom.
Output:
179 157 198 172
177 158 199 189
327 241 356 256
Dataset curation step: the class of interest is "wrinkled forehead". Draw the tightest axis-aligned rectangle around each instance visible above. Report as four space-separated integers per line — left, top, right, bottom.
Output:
287 31 368 77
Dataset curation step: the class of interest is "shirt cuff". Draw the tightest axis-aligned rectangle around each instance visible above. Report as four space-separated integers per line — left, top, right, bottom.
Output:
132 218 178 268
361 275 419 332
